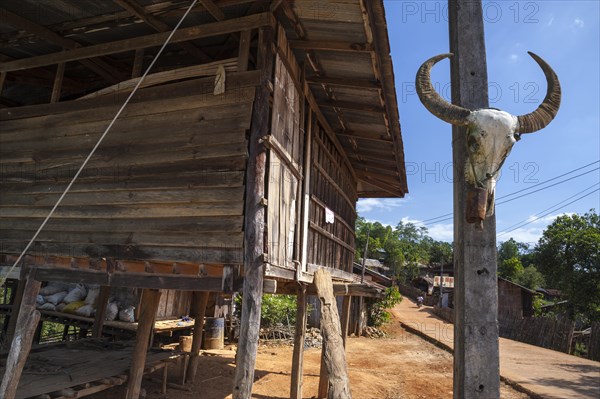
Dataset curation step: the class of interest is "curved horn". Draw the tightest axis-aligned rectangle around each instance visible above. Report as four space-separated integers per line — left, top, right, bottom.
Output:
416 53 471 126
516 52 562 133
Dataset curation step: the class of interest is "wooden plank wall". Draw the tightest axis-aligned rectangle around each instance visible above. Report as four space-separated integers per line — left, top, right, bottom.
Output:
308 123 357 273
0 73 257 266
266 54 303 269
156 290 192 320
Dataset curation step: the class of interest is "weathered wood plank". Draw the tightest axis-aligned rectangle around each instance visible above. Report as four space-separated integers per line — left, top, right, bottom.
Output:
0 187 245 207
0 216 244 234
233 26 274 399
291 285 307 399
0 13 276 73
0 87 255 133
314 269 352 399
0 71 260 121
4 243 243 265
0 276 41 399
187 291 210 382
125 289 161 399
92 285 111 338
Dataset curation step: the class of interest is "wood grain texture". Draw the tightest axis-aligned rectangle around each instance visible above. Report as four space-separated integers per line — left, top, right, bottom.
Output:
449 1 500 398
125 289 161 399
233 26 274 399
314 269 351 399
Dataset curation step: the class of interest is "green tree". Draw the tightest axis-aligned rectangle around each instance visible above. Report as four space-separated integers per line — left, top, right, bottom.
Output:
498 257 525 281
534 210 600 322
498 238 530 264
515 265 545 290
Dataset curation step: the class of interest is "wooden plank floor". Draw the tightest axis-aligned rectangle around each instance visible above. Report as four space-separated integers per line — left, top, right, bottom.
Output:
0 340 178 399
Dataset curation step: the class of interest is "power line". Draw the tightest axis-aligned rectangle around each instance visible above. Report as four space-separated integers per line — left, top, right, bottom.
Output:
498 186 600 237
419 160 599 225
498 183 600 233
496 167 599 206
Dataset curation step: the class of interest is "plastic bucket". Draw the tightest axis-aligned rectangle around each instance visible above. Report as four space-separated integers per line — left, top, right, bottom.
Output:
203 317 224 349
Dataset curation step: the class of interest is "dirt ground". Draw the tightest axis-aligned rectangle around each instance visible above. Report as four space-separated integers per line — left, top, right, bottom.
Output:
89 308 529 399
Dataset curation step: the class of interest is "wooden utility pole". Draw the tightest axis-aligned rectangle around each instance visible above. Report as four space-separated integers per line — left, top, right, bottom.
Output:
232 25 274 399
448 1 500 398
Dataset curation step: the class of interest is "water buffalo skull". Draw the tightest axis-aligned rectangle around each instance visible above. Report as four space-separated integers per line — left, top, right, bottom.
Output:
416 52 561 225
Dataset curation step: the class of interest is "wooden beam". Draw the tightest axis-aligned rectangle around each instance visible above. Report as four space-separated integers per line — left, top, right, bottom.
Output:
334 129 391 143
306 76 380 90
131 48 145 78
50 62 65 103
289 40 372 53
199 0 226 21
0 7 122 83
2 267 27 350
318 99 384 114
91 285 112 338
0 72 6 94
290 285 307 399
314 269 351 398
187 291 210 382
237 29 252 72
112 0 212 62
318 342 329 398
0 12 276 73
33 266 225 291
0 276 41 399
125 288 161 399
232 26 274 399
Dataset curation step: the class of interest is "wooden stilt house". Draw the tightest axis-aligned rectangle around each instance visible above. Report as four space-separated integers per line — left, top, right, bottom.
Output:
0 1 407 398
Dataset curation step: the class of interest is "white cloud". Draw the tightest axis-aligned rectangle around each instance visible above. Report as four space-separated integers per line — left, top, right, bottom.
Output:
498 213 573 244
547 16 555 27
573 18 584 28
509 54 518 62
357 198 404 213
427 223 454 242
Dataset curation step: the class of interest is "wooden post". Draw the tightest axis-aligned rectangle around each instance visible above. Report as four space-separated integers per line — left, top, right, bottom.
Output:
186 291 210 383
92 286 112 338
237 29 251 72
314 269 352 399
132 48 144 78
3 267 28 350
290 285 307 399
50 62 65 103
341 296 351 347
125 288 161 399
318 343 329 398
299 111 313 275
449 1 500 398
0 276 41 399
232 25 274 399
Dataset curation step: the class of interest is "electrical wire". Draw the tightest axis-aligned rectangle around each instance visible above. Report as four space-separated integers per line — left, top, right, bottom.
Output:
498 187 600 237
419 160 599 225
0 0 200 285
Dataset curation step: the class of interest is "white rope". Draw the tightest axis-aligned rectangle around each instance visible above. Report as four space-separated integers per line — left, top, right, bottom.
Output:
1 0 199 285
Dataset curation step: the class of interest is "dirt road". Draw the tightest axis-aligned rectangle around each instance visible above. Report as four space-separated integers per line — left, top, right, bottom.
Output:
91 305 528 398
394 299 600 399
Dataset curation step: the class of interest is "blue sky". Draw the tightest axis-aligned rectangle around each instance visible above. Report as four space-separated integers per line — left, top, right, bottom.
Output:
358 0 600 245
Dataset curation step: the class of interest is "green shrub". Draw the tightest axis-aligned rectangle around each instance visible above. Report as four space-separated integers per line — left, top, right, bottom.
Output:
368 286 403 327
235 294 297 327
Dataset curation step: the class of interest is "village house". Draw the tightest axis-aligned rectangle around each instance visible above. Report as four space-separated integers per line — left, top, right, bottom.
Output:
0 1 407 398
